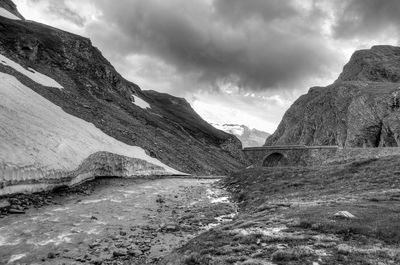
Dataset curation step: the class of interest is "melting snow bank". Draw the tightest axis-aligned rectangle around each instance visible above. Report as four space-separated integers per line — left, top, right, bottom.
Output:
7 254 26 264
0 54 63 89
0 8 21 21
132 94 150 109
0 72 187 195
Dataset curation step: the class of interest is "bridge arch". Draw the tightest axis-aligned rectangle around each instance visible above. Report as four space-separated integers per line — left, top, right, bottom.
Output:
262 152 289 167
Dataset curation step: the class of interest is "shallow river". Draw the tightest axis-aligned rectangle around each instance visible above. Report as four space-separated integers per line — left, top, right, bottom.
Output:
0 178 235 265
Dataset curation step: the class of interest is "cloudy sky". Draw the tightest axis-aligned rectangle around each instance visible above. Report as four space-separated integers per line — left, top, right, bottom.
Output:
14 0 400 133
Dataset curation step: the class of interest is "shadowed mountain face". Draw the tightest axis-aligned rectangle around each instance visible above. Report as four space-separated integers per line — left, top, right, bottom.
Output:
0 1 244 176
266 45 400 148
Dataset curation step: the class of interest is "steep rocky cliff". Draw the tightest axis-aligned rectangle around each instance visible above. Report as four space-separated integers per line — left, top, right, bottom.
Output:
265 45 400 148
0 2 244 194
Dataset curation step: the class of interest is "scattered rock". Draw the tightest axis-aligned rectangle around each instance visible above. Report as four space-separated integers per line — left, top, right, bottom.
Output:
334 211 356 219
312 234 340 242
0 199 10 208
128 249 143 256
8 208 25 214
314 242 337 248
47 252 56 259
112 248 128 257
165 224 179 232
92 253 112 265
89 242 101 249
239 259 275 265
156 196 165 203
271 246 315 262
337 244 353 254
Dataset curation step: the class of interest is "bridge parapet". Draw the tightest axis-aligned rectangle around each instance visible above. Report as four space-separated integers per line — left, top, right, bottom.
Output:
243 145 400 167
243 145 340 167
243 145 339 151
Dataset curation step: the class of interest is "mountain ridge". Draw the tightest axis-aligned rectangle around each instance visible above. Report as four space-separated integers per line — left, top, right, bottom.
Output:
0 1 245 195
212 123 270 147
265 45 400 148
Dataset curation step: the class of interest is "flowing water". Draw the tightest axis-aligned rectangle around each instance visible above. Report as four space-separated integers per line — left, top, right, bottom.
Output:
0 178 235 264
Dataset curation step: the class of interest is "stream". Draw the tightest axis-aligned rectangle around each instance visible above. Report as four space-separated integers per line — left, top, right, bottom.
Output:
0 177 237 265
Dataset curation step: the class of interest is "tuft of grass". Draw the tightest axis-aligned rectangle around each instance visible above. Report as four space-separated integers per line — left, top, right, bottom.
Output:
183 252 213 265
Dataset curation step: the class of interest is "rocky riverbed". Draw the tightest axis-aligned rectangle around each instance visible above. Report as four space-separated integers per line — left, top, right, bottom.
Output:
0 177 237 265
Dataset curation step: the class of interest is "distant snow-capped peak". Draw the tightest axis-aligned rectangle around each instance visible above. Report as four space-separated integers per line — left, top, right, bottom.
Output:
211 123 245 136
211 123 270 147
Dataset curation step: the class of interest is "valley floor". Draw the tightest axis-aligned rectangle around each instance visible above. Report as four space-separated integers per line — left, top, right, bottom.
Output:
3 156 400 265
161 156 400 265
0 177 237 265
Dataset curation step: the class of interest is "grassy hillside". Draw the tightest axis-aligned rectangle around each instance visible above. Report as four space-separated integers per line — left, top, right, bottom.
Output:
161 156 400 264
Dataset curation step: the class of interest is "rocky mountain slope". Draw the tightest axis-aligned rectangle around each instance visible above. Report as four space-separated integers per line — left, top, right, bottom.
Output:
265 45 400 147
212 123 270 147
0 1 244 194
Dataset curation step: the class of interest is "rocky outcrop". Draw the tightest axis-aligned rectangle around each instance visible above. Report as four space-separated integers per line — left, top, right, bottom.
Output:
337 45 400 83
0 0 244 186
266 45 400 148
212 123 270 147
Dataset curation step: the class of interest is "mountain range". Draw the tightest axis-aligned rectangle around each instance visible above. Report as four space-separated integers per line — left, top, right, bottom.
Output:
211 123 270 147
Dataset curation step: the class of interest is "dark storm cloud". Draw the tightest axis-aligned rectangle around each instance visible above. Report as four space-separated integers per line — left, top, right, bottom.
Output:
86 0 339 91
213 0 298 24
49 7 85 27
332 0 400 39
18 0 400 94
45 0 86 27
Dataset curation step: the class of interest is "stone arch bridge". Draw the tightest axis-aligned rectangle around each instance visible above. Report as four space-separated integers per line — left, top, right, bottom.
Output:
242 145 340 167
243 145 400 167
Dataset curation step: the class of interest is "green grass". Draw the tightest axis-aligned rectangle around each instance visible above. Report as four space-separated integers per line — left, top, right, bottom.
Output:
160 155 400 265
224 156 400 208
221 155 400 245
292 201 400 243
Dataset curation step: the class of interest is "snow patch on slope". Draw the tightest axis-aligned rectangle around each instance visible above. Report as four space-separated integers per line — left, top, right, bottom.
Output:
0 72 184 188
0 7 21 20
0 54 63 89
7 253 27 264
132 94 150 109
